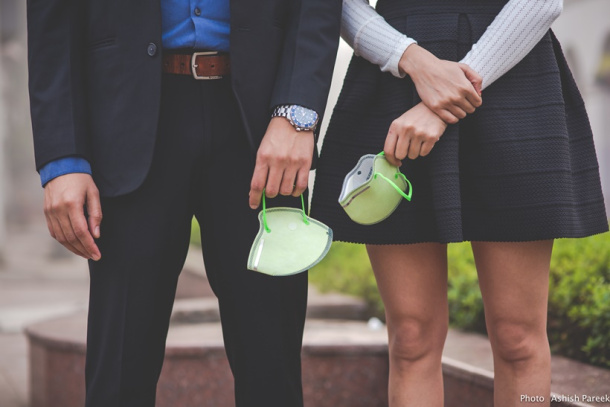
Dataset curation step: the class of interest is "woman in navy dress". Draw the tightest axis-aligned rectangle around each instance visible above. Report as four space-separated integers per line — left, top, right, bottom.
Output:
312 0 608 405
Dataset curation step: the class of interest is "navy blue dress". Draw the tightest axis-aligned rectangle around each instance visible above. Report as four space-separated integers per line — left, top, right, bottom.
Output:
311 0 609 244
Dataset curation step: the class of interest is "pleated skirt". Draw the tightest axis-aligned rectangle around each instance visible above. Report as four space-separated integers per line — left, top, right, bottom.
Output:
310 0 609 244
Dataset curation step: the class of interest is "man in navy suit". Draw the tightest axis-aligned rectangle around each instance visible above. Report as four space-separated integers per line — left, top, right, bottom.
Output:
27 0 341 405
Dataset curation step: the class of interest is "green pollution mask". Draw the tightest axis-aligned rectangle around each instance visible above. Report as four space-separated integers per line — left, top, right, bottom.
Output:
248 194 333 276
339 152 413 225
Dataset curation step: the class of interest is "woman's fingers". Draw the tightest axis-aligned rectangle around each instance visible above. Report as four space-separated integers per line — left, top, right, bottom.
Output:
384 130 402 167
395 130 411 161
447 105 468 120
420 139 437 157
407 141 423 160
436 109 460 125
459 63 483 97
401 45 482 123
385 103 448 162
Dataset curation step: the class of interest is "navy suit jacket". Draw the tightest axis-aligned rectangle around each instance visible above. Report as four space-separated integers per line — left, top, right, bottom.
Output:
27 0 342 196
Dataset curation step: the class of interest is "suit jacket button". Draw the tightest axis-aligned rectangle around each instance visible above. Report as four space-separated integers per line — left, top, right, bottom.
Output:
147 43 157 57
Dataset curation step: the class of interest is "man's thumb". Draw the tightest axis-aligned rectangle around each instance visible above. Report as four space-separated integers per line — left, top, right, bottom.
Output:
86 187 103 239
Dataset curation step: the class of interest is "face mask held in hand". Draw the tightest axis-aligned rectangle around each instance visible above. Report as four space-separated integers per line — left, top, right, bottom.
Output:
248 194 333 276
339 152 413 225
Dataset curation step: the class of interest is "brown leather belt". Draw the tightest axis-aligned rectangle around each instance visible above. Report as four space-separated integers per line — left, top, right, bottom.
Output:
162 51 230 80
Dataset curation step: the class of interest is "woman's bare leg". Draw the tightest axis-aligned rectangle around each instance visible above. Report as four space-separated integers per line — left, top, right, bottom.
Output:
367 243 448 407
472 240 553 407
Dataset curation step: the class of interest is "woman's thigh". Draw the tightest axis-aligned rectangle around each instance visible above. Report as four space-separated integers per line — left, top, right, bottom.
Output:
367 243 449 351
472 241 553 354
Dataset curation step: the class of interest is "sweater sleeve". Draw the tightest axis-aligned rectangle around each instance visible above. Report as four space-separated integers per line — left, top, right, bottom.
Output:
342 0 563 89
341 0 416 78
461 0 563 89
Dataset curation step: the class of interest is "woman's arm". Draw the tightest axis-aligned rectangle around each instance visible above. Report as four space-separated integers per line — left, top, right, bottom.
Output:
461 0 563 89
343 0 563 165
341 0 415 78
343 0 483 124
344 0 563 90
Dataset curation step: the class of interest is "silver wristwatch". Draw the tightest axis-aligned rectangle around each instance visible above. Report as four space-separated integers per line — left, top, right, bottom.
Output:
272 105 319 132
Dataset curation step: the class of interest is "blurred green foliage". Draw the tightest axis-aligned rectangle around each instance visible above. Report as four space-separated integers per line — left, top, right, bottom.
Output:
309 241 384 317
547 234 610 368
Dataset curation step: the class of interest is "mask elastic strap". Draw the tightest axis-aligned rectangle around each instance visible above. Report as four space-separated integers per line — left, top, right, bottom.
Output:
262 191 310 233
262 192 271 233
301 194 311 225
373 172 413 201
375 151 413 201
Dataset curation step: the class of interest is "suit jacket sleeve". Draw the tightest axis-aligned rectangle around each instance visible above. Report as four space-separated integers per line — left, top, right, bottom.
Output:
27 0 90 171
270 0 342 115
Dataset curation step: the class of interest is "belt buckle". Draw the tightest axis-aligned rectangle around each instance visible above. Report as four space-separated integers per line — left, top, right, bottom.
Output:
191 51 222 80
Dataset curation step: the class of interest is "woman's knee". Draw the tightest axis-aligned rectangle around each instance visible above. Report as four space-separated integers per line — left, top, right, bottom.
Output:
490 319 549 365
389 318 447 364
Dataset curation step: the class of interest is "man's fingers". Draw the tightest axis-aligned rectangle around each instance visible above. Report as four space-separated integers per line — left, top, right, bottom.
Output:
42 173 102 259
50 215 88 258
57 212 91 259
279 167 298 196
264 167 284 199
86 187 102 239
44 213 56 240
68 208 101 261
293 169 309 197
249 165 268 209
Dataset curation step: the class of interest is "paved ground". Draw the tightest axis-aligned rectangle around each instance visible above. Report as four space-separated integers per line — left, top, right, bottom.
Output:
0 223 90 407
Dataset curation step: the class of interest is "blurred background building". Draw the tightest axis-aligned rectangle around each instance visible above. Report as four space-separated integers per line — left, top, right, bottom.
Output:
553 0 610 218
1 0 610 255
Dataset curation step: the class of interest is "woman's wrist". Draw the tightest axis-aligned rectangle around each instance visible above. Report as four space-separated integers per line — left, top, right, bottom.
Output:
398 43 425 77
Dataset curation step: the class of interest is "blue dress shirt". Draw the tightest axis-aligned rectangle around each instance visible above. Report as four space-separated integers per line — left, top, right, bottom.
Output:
39 0 230 186
39 157 93 186
162 0 230 52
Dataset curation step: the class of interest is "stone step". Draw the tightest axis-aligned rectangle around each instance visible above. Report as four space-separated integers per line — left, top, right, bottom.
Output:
26 313 610 407
170 288 369 325
26 313 389 407
306 287 370 321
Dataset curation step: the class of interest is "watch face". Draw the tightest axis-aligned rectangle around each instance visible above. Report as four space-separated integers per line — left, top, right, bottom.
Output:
290 106 318 130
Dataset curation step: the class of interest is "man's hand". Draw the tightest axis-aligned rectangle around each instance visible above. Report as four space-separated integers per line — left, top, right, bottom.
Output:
44 173 102 260
249 117 314 209
399 44 483 124
384 102 448 166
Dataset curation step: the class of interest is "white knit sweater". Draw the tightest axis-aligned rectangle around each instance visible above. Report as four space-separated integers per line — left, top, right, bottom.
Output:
342 0 563 89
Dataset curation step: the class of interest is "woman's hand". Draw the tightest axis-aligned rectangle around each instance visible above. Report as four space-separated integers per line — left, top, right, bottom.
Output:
384 102 448 166
399 44 482 124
